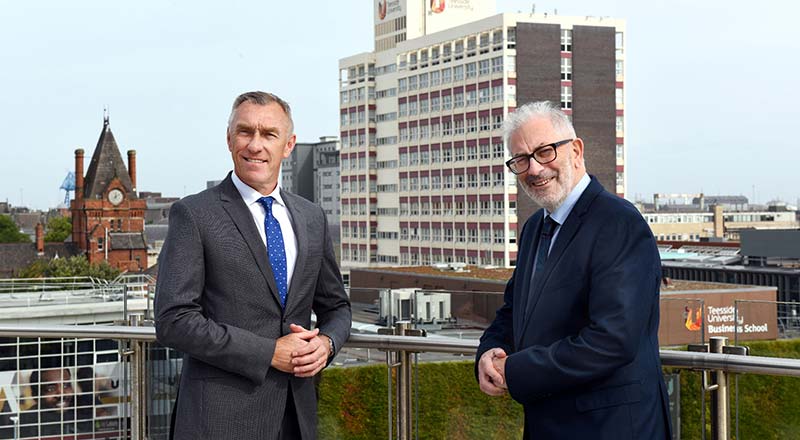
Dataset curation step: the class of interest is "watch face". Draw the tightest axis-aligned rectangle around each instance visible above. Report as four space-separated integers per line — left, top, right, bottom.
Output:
108 189 124 205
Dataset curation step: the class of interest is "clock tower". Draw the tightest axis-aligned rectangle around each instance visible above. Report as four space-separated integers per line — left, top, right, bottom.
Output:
71 114 148 271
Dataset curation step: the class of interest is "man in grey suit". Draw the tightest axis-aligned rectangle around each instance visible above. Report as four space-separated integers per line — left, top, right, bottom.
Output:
155 91 351 439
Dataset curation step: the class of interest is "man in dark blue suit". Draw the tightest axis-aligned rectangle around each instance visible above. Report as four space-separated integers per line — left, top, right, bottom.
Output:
476 101 671 439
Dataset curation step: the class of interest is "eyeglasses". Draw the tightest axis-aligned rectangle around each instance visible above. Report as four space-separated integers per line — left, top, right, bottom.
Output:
504 139 573 175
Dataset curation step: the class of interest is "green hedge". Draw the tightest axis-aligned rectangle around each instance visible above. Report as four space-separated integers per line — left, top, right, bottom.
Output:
318 361 523 440
319 339 800 440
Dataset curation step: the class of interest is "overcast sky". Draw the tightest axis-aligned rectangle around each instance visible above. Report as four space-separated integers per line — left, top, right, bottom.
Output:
1 0 797 210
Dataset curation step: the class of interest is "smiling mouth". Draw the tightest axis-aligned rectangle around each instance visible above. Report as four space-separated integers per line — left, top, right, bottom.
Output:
530 177 554 187
244 157 267 164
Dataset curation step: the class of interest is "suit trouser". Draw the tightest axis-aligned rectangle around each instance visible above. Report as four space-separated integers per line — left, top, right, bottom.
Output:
279 387 301 439
168 386 302 440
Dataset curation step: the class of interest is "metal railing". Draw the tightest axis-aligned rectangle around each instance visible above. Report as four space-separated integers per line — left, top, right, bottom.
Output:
0 324 799 440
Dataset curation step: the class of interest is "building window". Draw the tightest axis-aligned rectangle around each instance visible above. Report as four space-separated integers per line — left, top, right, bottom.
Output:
492 114 503 130
466 62 477 78
561 86 572 109
431 96 440 112
493 142 504 158
561 57 572 80
454 92 464 108
560 29 572 52
443 174 452 188
467 174 478 189
467 90 477 106
479 59 490 75
442 67 452 83
443 149 452 162
442 94 452 110
454 119 464 134
467 117 477 133
479 116 490 131
616 88 624 106
616 116 624 133
616 60 624 77
454 65 464 81
479 88 490 104
419 73 429 88
442 120 452 136
616 144 624 161
492 85 503 102
491 56 503 72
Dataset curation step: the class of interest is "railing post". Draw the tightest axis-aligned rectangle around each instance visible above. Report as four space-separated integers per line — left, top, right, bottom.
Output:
709 336 729 440
128 314 148 440
378 321 427 440
396 321 412 440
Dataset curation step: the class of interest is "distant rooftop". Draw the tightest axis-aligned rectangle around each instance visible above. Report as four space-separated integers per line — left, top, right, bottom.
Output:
366 266 753 292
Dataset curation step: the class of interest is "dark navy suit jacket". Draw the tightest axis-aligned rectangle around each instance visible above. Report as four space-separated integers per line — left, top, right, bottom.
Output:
477 176 671 439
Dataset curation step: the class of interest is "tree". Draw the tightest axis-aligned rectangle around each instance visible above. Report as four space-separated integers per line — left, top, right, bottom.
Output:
0 214 29 243
44 216 71 242
17 255 120 280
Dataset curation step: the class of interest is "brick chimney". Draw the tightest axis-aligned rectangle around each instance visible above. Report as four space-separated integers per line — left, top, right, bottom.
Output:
127 150 137 194
75 149 84 202
35 223 44 255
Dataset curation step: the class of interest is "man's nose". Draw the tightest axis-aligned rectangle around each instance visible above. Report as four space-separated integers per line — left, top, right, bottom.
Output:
246 132 264 151
527 157 545 175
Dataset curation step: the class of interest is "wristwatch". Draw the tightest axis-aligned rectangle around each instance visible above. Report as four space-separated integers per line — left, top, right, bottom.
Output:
326 335 335 359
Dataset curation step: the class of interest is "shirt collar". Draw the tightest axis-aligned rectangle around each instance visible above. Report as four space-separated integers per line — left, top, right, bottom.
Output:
546 173 591 225
230 172 286 208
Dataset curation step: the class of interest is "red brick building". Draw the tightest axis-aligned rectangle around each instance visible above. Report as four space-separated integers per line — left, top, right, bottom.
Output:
70 116 147 271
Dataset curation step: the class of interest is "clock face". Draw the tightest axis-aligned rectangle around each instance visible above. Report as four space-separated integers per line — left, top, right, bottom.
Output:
108 189 124 206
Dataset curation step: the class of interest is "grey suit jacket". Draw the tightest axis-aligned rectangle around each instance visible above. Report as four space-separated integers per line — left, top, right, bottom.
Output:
154 174 351 440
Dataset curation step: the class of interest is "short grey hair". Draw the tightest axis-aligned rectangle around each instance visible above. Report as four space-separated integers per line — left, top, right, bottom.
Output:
227 91 294 135
502 101 576 149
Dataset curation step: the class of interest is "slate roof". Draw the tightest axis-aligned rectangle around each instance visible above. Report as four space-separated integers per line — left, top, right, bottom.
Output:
144 224 169 244
109 232 147 250
0 242 81 278
82 117 134 200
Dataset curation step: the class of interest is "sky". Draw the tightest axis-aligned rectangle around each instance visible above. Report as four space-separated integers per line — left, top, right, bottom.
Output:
1 0 798 210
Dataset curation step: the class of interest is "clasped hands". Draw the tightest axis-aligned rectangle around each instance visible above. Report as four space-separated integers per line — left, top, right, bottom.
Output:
271 324 331 378
478 348 508 396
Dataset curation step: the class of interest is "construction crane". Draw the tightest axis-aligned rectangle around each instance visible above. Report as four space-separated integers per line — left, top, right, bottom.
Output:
60 171 76 205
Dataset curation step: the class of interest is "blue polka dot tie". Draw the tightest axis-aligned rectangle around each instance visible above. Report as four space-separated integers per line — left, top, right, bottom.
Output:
258 196 287 308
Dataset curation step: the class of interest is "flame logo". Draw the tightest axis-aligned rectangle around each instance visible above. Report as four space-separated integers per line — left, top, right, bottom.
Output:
430 0 445 13
684 306 702 331
378 0 388 20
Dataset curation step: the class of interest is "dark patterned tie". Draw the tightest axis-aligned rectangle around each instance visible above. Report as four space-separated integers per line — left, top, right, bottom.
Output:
258 196 287 308
533 216 558 282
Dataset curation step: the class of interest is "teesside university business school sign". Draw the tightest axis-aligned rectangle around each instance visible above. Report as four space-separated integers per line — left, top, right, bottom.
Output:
658 287 778 346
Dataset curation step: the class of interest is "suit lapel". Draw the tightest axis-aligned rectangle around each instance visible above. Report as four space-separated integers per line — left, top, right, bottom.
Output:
518 176 604 339
514 211 543 349
219 175 283 307
281 190 308 315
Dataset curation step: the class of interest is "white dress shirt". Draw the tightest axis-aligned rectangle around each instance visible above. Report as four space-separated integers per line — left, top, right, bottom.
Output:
231 172 297 292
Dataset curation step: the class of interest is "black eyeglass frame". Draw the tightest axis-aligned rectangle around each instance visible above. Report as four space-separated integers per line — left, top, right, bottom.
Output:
505 138 574 175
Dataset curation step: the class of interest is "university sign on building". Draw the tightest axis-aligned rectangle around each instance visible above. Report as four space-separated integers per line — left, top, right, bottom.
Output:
658 286 778 346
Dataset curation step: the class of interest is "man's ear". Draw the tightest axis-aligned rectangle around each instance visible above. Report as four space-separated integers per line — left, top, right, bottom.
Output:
571 138 585 167
283 134 297 158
